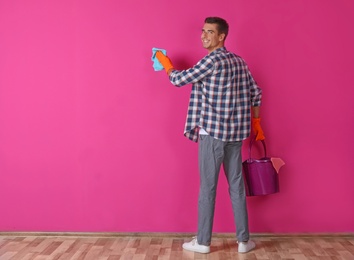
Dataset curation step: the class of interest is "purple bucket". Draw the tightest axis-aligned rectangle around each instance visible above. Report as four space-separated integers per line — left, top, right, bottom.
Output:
242 139 279 196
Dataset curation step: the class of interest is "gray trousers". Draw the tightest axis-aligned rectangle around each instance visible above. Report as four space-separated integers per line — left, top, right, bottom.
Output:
197 135 249 245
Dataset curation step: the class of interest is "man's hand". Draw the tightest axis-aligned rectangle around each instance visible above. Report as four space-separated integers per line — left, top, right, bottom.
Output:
155 51 174 74
252 118 265 141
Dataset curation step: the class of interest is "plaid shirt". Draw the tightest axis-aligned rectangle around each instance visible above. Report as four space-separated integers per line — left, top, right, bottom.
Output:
169 47 262 142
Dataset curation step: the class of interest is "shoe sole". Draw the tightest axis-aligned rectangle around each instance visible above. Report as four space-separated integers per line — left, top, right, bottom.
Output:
238 245 255 253
182 245 210 254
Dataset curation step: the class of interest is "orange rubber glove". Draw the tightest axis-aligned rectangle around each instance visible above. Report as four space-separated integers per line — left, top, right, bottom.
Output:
252 118 265 141
155 51 174 74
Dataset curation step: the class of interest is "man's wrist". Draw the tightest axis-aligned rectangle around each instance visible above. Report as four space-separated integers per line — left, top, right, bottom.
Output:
167 68 175 76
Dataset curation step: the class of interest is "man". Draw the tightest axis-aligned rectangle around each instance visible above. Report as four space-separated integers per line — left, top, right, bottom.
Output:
156 17 264 254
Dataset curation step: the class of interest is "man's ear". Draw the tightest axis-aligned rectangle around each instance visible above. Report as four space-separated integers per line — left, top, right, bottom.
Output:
219 33 226 41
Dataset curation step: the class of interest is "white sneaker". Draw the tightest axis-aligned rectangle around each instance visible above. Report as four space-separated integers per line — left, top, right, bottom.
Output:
238 240 256 253
182 237 210 254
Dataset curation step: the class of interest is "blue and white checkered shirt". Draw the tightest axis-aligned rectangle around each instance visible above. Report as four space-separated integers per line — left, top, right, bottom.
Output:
169 47 262 142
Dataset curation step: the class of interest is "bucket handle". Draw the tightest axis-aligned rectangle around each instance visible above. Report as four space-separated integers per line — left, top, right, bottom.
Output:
249 136 267 159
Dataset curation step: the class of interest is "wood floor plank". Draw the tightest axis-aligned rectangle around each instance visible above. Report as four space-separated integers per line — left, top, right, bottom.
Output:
0 234 353 259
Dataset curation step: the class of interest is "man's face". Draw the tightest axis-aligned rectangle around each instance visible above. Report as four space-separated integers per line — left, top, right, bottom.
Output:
201 23 225 53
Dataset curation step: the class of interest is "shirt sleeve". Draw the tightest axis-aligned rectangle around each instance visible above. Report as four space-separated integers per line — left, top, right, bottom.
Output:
169 56 214 87
248 70 262 107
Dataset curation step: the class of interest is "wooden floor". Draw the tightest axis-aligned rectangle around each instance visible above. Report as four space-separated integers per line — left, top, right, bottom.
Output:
0 233 353 260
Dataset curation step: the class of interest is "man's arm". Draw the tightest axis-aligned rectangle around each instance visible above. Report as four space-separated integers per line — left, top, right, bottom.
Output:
167 68 174 76
251 106 265 140
252 106 260 118
156 51 213 87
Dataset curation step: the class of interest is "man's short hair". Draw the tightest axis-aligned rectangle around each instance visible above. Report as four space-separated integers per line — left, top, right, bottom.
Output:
204 17 229 40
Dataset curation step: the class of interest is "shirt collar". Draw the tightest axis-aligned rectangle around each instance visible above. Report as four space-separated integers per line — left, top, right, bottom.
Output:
209 46 227 55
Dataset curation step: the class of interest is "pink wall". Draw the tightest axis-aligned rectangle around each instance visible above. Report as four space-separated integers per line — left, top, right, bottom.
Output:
1 0 353 233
